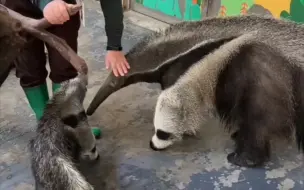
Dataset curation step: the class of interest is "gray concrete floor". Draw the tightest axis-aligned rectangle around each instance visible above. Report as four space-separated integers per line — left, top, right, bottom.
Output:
0 1 304 190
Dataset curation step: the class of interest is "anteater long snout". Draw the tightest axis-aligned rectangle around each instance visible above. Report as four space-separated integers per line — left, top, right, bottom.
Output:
86 73 124 116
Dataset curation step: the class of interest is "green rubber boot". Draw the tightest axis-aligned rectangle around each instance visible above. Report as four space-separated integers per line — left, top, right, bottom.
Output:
92 127 102 139
23 83 49 120
52 82 102 139
52 82 61 95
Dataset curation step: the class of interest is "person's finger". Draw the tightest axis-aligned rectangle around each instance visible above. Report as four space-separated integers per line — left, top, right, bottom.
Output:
120 61 128 74
105 59 110 69
56 3 65 23
121 55 130 69
52 3 64 24
116 63 125 76
44 13 51 24
58 2 70 23
113 68 119 77
44 8 55 24
111 63 119 77
60 3 70 22
48 14 56 25
124 60 131 69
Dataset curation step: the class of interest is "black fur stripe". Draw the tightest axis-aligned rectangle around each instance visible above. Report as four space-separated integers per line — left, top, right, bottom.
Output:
125 37 237 89
91 145 96 153
156 129 171 140
62 111 87 128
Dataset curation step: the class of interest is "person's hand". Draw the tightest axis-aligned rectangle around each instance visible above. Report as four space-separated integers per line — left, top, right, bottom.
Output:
105 51 130 77
43 0 71 25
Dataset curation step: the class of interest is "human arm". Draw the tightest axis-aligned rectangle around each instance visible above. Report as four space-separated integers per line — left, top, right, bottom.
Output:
100 0 130 77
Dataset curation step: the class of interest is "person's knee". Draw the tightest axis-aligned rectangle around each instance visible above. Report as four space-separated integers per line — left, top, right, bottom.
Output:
18 72 48 88
49 67 78 84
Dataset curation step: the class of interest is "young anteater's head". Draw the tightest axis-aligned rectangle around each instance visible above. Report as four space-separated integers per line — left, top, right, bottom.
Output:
57 74 99 161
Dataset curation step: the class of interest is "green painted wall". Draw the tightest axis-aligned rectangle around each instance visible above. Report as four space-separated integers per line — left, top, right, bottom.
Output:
137 0 204 21
135 0 304 24
280 0 304 23
220 0 254 16
184 0 202 20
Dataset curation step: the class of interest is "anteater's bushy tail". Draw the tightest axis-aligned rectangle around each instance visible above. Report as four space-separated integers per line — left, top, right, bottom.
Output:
54 157 93 190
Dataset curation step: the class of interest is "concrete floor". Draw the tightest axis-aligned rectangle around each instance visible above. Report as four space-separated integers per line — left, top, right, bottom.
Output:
0 1 303 190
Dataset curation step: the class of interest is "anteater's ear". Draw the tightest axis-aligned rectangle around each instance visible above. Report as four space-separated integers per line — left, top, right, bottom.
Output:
76 72 88 88
65 74 87 96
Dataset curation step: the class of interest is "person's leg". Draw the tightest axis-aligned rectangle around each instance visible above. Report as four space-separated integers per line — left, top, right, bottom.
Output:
46 13 101 138
3 0 49 121
46 12 80 95
14 37 49 120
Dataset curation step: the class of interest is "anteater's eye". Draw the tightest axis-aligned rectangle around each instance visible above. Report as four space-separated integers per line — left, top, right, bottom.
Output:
156 129 172 140
78 111 87 120
91 145 96 153
62 115 78 128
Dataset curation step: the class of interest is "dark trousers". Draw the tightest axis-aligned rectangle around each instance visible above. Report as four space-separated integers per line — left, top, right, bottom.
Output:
4 0 80 88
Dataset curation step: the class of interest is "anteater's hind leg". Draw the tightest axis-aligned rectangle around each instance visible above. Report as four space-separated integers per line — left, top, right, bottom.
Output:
215 41 294 167
227 122 271 167
292 67 304 153
226 85 293 168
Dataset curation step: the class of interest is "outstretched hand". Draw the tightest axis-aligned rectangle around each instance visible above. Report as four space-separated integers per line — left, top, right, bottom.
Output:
105 51 130 77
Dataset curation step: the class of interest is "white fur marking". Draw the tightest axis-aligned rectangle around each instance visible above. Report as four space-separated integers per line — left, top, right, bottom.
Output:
66 85 78 97
152 134 173 149
176 32 257 103
56 157 93 190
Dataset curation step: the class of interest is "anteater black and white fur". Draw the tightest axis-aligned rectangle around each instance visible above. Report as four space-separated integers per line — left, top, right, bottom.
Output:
150 32 304 168
30 74 99 190
87 15 304 116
